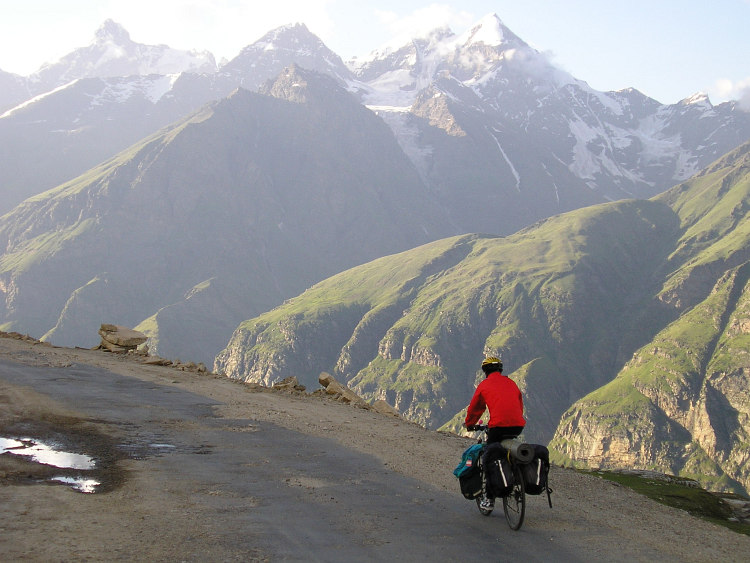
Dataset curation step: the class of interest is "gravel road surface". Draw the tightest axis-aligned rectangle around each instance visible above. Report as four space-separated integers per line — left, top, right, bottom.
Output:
1 336 748 561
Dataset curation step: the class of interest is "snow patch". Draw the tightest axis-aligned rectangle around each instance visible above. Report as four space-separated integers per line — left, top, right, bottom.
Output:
487 128 521 192
88 75 179 106
373 109 433 183
684 92 711 106
361 68 420 107
1 80 79 118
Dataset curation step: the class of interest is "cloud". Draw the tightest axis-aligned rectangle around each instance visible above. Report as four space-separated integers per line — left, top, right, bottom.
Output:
712 76 750 109
373 3 475 49
103 0 336 61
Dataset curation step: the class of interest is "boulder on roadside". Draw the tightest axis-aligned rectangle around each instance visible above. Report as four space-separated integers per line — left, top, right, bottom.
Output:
372 399 400 417
144 356 173 366
98 324 147 353
318 372 366 406
318 373 399 417
272 376 306 392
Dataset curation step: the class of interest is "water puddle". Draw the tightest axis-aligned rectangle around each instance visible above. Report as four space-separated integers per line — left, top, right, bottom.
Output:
50 475 101 493
2 429 184 494
1 437 96 469
1 436 101 492
149 443 177 450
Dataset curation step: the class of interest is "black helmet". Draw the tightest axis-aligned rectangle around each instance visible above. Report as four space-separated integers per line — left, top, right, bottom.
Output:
481 356 502 374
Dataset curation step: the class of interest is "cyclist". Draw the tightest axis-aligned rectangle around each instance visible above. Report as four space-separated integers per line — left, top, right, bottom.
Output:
463 356 526 510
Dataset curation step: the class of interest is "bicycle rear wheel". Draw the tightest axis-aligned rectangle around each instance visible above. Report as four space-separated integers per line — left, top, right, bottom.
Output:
502 464 526 530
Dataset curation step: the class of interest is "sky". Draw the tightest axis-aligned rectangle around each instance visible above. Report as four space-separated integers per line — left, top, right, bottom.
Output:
0 0 749 106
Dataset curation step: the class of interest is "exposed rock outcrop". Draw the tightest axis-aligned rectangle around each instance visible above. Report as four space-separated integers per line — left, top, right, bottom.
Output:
318 372 368 406
97 324 147 353
272 376 307 392
317 372 400 417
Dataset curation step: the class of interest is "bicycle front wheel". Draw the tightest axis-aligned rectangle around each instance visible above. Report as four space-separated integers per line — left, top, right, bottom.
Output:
502 464 526 530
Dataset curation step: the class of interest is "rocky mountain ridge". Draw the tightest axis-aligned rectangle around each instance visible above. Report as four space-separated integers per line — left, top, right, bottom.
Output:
2 16 749 221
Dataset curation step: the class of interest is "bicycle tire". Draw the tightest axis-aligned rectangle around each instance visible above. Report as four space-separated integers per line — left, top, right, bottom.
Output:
502 464 526 530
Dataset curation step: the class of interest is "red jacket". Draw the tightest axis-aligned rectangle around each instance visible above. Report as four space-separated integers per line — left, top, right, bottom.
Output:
464 371 526 428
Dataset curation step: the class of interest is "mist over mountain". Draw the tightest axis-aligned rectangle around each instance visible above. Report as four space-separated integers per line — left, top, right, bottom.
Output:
0 22 356 214
0 69 29 112
24 20 216 101
352 14 750 233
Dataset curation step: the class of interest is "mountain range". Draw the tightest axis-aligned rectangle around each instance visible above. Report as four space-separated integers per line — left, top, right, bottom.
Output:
2 16 750 219
1 14 749 493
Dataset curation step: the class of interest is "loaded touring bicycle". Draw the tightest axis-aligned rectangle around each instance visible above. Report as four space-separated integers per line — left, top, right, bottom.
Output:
453 424 552 531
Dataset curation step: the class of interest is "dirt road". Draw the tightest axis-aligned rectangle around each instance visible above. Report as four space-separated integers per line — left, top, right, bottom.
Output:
1 335 748 561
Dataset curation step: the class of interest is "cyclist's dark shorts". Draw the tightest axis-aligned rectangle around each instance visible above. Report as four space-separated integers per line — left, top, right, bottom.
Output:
487 426 524 444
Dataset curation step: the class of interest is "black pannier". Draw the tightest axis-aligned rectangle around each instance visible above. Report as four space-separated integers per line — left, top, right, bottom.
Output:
520 444 552 506
454 443 484 499
483 442 515 498
459 467 483 499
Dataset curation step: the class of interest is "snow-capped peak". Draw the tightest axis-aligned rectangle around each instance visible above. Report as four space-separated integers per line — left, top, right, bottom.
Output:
220 22 352 89
353 13 540 109
267 22 310 41
94 19 132 45
28 20 217 89
682 91 712 107
240 22 326 54
458 13 527 51
460 13 506 47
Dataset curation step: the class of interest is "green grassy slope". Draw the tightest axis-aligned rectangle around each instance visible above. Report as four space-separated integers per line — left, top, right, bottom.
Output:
216 197 679 442
550 142 750 494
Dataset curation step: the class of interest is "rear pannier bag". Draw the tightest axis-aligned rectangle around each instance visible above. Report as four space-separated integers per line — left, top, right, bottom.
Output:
521 444 552 506
483 442 515 498
454 443 484 499
520 444 550 495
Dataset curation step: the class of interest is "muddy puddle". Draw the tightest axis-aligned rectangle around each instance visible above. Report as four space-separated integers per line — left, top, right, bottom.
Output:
0 415 134 494
0 422 200 494
1 437 97 469
1 435 106 493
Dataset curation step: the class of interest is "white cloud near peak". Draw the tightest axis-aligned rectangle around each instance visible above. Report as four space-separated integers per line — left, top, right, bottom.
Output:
103 0 336 61
373 3 475 50
712 76 750 109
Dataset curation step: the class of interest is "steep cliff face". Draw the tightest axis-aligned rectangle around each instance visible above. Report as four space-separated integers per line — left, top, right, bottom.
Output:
216 235 480 400
551 145 750 494
551 265 750 494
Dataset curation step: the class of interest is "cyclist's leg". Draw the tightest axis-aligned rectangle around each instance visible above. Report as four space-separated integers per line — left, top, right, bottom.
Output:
479 460 494 509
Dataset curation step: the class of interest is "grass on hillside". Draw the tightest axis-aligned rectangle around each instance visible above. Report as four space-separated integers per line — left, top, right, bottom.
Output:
583 469 750 536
